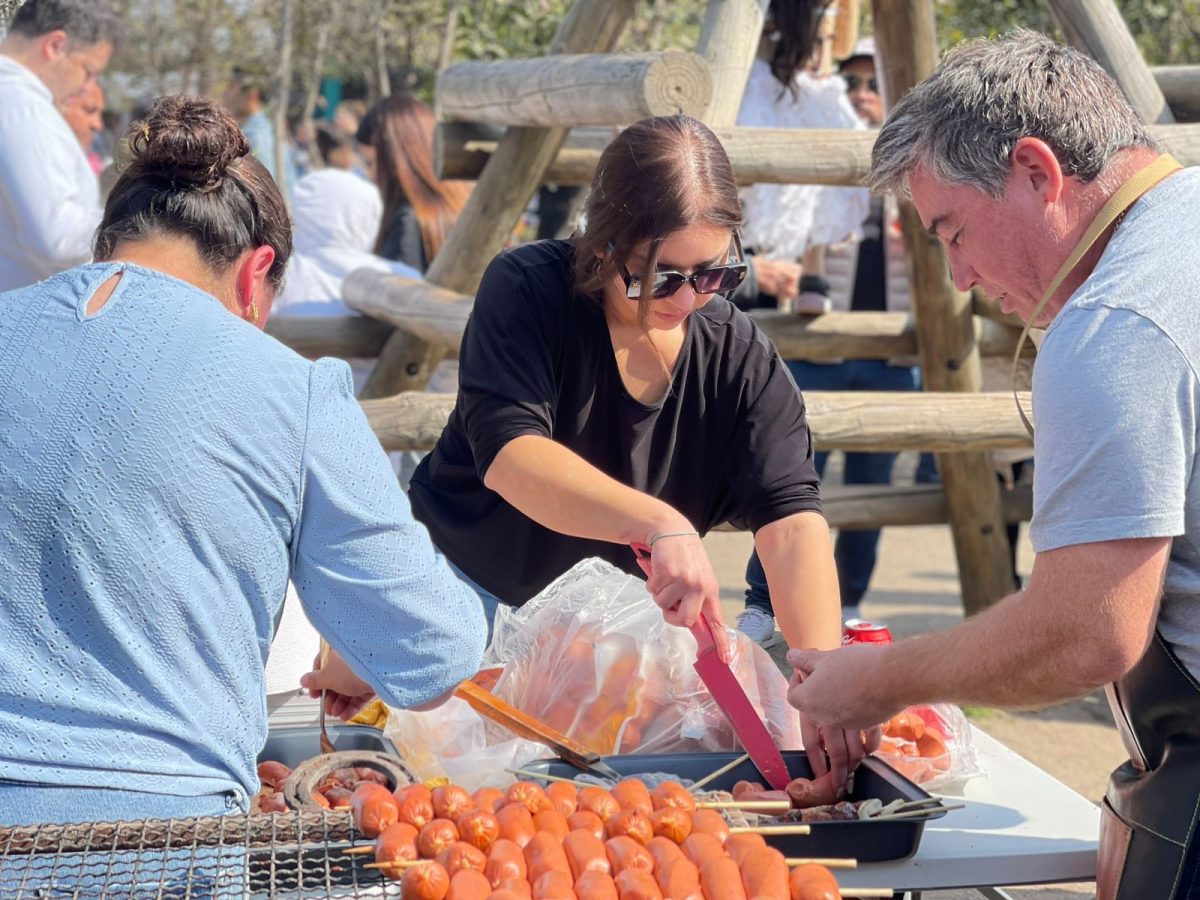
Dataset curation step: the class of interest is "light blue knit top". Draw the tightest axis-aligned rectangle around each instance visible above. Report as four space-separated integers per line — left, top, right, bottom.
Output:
0 263 486 818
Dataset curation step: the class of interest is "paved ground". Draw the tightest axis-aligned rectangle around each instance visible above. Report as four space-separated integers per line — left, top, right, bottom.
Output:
702 451 1118 898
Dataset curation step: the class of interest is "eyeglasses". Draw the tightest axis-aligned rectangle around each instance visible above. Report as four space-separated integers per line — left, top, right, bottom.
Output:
616 233 748 301
843 74 879 93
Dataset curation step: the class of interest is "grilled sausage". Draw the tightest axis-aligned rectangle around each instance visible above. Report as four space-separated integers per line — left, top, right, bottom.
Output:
473 786 507 813
604 836 654 874
730 781 764 801
531 870 576 899
436 841 489 877
323 785 353 810
328 767 361 788
785 773 839 810
655 857 702 900
402 861 451 899
447 868 493 900
578 786 621 821
309 790 331 810
687 810 730 844
567 810 605 841
259 791 288 813
723 834 767 867
604 811 653 845
612 779 653 816
788 864 840 900
531 810 570 842
564 828 611 880
699 857 747 900
484 838 528 888
649 783 695 813
356 767 391 786
495 803 537 848
680 833 726 869
351 782 401 838
545 781 578 817
375 822 421 878
256 760 291 792
644 837 685 873
458 809 502 852
648 808 691 844
739 846 790 899
396 784 436 829
434 785 475 821
575 870 620 900
417 818 461 859
523 831 572 884
506 782 553 815
614 867 664 899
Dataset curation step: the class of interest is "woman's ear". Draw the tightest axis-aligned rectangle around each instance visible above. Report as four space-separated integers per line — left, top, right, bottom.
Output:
234 245 276 327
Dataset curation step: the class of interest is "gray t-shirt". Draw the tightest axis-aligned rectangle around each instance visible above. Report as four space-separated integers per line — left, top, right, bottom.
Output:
1031 166 1200 678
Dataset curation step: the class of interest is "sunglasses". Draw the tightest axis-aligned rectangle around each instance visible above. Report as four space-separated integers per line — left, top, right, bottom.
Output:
843 74 879 93
616 233 748 301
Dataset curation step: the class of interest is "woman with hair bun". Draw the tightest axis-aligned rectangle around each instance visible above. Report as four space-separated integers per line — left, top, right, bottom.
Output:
0 95 486 826
408 115 875 792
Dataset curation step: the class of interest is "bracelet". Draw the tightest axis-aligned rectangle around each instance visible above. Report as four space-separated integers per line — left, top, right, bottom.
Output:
648 530 700 548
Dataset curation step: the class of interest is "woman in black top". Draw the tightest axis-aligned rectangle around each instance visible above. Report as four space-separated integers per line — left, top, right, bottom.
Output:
409 116 868 786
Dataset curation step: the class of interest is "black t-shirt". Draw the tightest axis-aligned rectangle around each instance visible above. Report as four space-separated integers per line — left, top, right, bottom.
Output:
408 240 822 605
850 195 887 312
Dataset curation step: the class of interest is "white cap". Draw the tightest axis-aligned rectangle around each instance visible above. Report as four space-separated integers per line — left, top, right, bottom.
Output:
839 35 876 64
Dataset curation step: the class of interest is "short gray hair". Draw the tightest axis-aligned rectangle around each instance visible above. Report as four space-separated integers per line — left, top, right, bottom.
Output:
867 29 1157 198
9 0 122 49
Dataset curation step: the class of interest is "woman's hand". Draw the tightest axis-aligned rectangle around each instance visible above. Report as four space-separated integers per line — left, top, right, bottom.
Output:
300 646 377 721
638 532 730 662
751 257 802 303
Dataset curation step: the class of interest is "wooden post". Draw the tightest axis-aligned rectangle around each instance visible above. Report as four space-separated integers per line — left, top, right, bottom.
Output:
1153 66 1200 121
872 0 1017 614
265 316 393 360
696 0 770 127
359 0 636 398
436 52 712 127
1049 0 1175 124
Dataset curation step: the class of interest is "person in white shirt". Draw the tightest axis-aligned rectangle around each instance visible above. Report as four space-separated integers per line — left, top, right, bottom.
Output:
0 0 120 291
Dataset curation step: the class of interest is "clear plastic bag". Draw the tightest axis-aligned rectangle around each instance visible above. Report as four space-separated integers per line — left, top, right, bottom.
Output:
874 703 983 793
485 558 803 755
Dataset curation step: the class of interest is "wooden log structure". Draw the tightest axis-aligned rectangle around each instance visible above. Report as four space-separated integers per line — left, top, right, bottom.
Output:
818 483 1031 531
1153 66 1200 122
265 315 392 360
436 52 712 128
695 0 769 126
341 269 471 349
873 0 1017 614
436 121 1200 185
360 0 636 398
361 390 1034 454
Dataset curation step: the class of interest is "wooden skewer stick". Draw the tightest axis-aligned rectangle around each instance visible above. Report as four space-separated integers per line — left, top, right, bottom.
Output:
890 797 943 811
689 752 751 792
870 802 965 821
697 799 792 812
785 857 857 868
362 860 426 870
839 890 895 898
504 766 582 785
343 845 376 855
728 824 811 836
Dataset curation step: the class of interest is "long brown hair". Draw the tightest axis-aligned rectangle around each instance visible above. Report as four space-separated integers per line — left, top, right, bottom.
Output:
94 94 291 287
370 94 470 265
767 0 836 96
572 115 742 325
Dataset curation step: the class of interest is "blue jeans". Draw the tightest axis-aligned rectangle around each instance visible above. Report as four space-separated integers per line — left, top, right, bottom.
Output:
746 359 918 613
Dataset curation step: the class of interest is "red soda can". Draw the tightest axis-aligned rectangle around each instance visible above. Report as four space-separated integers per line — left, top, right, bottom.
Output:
843 620 893 646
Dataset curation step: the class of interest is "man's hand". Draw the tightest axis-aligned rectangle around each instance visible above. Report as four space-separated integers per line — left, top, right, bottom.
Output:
795 684 882 796
300 646 377 721
787 644 904 731
752 257 802 303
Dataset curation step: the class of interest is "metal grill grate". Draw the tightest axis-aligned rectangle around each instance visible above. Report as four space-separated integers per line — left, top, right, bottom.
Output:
0 811 400 898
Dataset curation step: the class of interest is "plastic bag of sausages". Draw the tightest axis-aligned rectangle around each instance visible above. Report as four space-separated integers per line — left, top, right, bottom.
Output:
484 558 803 756
874 702 984 793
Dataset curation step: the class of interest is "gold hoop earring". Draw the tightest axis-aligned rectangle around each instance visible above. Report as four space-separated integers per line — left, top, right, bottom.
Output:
248 303 259 325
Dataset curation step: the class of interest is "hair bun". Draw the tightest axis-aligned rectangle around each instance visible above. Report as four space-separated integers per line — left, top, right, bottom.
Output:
127 95 250 189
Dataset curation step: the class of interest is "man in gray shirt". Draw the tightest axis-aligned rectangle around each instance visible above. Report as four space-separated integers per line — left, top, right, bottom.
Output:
787 31 1200 899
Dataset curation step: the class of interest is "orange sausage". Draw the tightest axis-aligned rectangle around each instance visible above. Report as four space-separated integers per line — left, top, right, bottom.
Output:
723 834 766 867
356 767 391 786
785 773 839 810
473 786 506 813
309 790 331 810
532 810 570 842
374 822 421 879
788 864 840 900
604 811 653 845
487 891 529 900
604 835 654 874
644 836 685 873
396 784 436 829
687 810 730 844
699 857 746 900
457 809 501 853
648 808 691 844
495 803 537 848
436 841 488 877
531 869 576 899
545 781 578 817
484 838 528 889
649 783 696 813
418 818 461 859
564 828 611 880
680 833 726 869
447 868 493 900
739 846 789 899
575 870 620 900
492 880 533 898
567 810 605 841
351 782 400 838
885 711 926 743
578 786 621 821
323 785 353 809
401 861 451 899
434 785 475 821
506 782 553 815
256 760 291 792
655 857 702 900
259 792 288 813
523 831 571 884
730 781 764 801
612 779 653 816
615 867 664 899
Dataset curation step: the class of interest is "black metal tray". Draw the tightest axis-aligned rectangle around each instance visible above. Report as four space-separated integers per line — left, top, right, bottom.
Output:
258 724 400 769
527 750 945 863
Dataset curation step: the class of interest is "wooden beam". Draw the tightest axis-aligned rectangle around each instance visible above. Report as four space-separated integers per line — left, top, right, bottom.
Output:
819 483 1031 530
1049 0 1175 124
873 0 1018 615
437 122 1200 185
696 0 769 127
1153 66 1200 122
341 269 471 349
360 0 636 398
362 389 1034 454
436 52 712 127
265 315 392 360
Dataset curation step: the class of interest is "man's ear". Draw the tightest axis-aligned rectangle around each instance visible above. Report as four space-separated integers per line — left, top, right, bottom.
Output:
42 30 69 62
1011 137 1064 203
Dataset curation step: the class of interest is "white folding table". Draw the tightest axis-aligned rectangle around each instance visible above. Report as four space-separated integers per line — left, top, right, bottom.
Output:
839 726 1101 897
